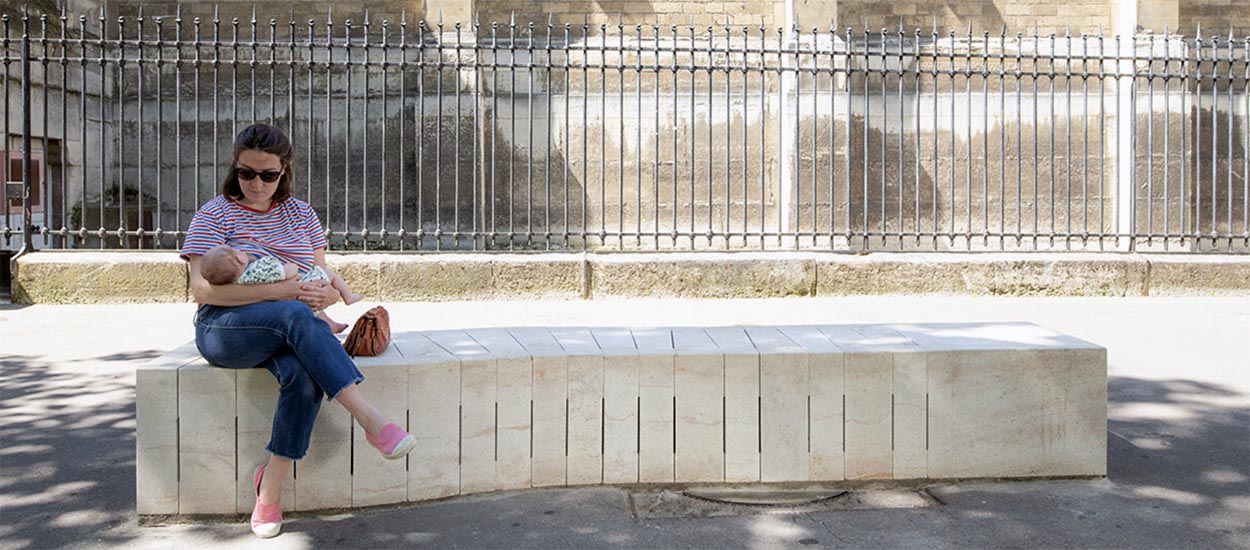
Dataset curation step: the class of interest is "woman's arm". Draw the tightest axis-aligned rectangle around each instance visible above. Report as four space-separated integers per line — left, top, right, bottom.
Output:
189 255 304 306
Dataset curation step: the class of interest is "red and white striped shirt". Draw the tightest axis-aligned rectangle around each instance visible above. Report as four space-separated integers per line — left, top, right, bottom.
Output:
181 196 327 274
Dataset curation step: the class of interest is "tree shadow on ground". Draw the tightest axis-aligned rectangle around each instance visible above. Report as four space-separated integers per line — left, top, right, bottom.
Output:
0 355 142 549
0 355 251 548
1106 375 1249 512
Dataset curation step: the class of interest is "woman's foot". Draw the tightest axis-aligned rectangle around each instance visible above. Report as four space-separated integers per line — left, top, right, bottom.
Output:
251 464 282 538
366 422 417 460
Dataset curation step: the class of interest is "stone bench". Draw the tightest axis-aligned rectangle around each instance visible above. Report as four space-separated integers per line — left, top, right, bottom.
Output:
135 322 1106 518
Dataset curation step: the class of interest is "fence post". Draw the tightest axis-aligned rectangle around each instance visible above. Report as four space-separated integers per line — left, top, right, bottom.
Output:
778 15 797 248
17 3 34 257
1115 0 1137 250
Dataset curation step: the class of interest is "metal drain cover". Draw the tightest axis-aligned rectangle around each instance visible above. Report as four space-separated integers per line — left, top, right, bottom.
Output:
684 488 847 506
629 488 935 519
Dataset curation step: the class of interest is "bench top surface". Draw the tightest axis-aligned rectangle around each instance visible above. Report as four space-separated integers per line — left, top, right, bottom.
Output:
146 322 1101 372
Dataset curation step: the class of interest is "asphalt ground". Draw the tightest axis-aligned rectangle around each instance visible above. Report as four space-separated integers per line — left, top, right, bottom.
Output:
1 296 1247 549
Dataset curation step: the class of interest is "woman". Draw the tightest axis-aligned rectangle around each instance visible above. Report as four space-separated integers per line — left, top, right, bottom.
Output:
180 123 415 538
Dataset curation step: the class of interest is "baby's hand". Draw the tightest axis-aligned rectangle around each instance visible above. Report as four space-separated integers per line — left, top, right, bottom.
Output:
283 263 299 280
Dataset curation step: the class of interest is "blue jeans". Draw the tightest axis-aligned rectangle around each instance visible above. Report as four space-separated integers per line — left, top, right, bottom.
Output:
194 300 364 460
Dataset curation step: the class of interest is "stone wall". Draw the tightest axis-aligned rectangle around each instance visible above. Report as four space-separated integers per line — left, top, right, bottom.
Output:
1179 0 1250 37
476 0 786 30
830 0 1120 36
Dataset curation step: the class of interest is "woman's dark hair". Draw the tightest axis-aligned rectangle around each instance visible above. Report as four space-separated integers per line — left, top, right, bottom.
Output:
221 123 294 205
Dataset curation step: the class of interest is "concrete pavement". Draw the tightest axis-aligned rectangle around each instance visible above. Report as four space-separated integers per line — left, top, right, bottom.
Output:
1 296 1247 549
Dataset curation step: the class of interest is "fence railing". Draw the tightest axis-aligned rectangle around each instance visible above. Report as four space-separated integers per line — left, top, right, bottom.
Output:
3 7 1249 253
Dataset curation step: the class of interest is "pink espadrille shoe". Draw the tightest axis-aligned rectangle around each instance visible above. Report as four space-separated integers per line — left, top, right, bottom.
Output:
251 464 282 538
366 422 417 459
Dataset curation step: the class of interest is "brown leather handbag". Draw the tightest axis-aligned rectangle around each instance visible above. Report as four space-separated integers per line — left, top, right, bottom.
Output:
343 306 391 357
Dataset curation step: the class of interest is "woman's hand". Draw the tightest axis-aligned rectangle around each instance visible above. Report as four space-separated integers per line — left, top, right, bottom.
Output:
298 279 341 311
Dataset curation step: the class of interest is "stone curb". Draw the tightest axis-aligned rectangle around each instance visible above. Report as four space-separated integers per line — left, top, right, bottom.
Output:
10 251 1250 304
11 251 189 304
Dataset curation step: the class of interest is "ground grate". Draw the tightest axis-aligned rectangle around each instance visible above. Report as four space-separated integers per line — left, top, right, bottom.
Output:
628 486 938 519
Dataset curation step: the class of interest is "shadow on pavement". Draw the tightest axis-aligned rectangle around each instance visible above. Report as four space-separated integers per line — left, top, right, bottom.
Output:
1104 376 1249 542
1 355 141 549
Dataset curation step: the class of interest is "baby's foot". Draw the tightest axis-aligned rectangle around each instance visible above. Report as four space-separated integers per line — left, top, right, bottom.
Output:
316 311 349 334
343 292 365 306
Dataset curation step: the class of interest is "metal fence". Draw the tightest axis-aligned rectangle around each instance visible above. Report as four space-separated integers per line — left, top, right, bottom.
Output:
3 6 1249 253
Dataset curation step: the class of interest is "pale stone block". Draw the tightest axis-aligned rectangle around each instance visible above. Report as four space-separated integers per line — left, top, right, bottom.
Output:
425 329 494 361
777 326 843 354
594 328 640 485
819 324 923 480
602 354 640 484
420 331 497 494
821 324 916 353
393 332 460 365
459 358 498 495
674 352 724 482
927 348 1107 478
705 327 761 482
529 354 569 487
757 353 810 482
495 355 533 491
507 327 566 357
550 327 602 356
352 343 409 369
704 327 758 354
671 327 721 354
352 365 409 507
778 327 845 482
816 325 868 349
887 322 1101 353
724 361 761 481
550 328 605 485
234 369 289 515
233 368 274 431
408 357 462 501
893 351 928 480
748 327 810 482
467 328 532 359
294 402 352 511
844 352 893 480
591 327 638 354
889 322 1105 478
631 327 675 354
178 364 236 515
807 363 845 481
636 329 676 483
136 342 201 516
744 326 806 354
565 354 605 485
135 367 179 515
142 341 202 370
512 325 569 488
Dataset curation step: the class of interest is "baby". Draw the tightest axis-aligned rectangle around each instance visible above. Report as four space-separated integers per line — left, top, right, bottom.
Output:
200 244 364 333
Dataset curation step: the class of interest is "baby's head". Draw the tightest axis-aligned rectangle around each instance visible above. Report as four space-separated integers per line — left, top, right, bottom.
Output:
201 244 251 285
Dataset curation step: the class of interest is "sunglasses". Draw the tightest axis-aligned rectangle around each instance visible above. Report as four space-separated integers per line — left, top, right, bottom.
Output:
234 166 283 183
